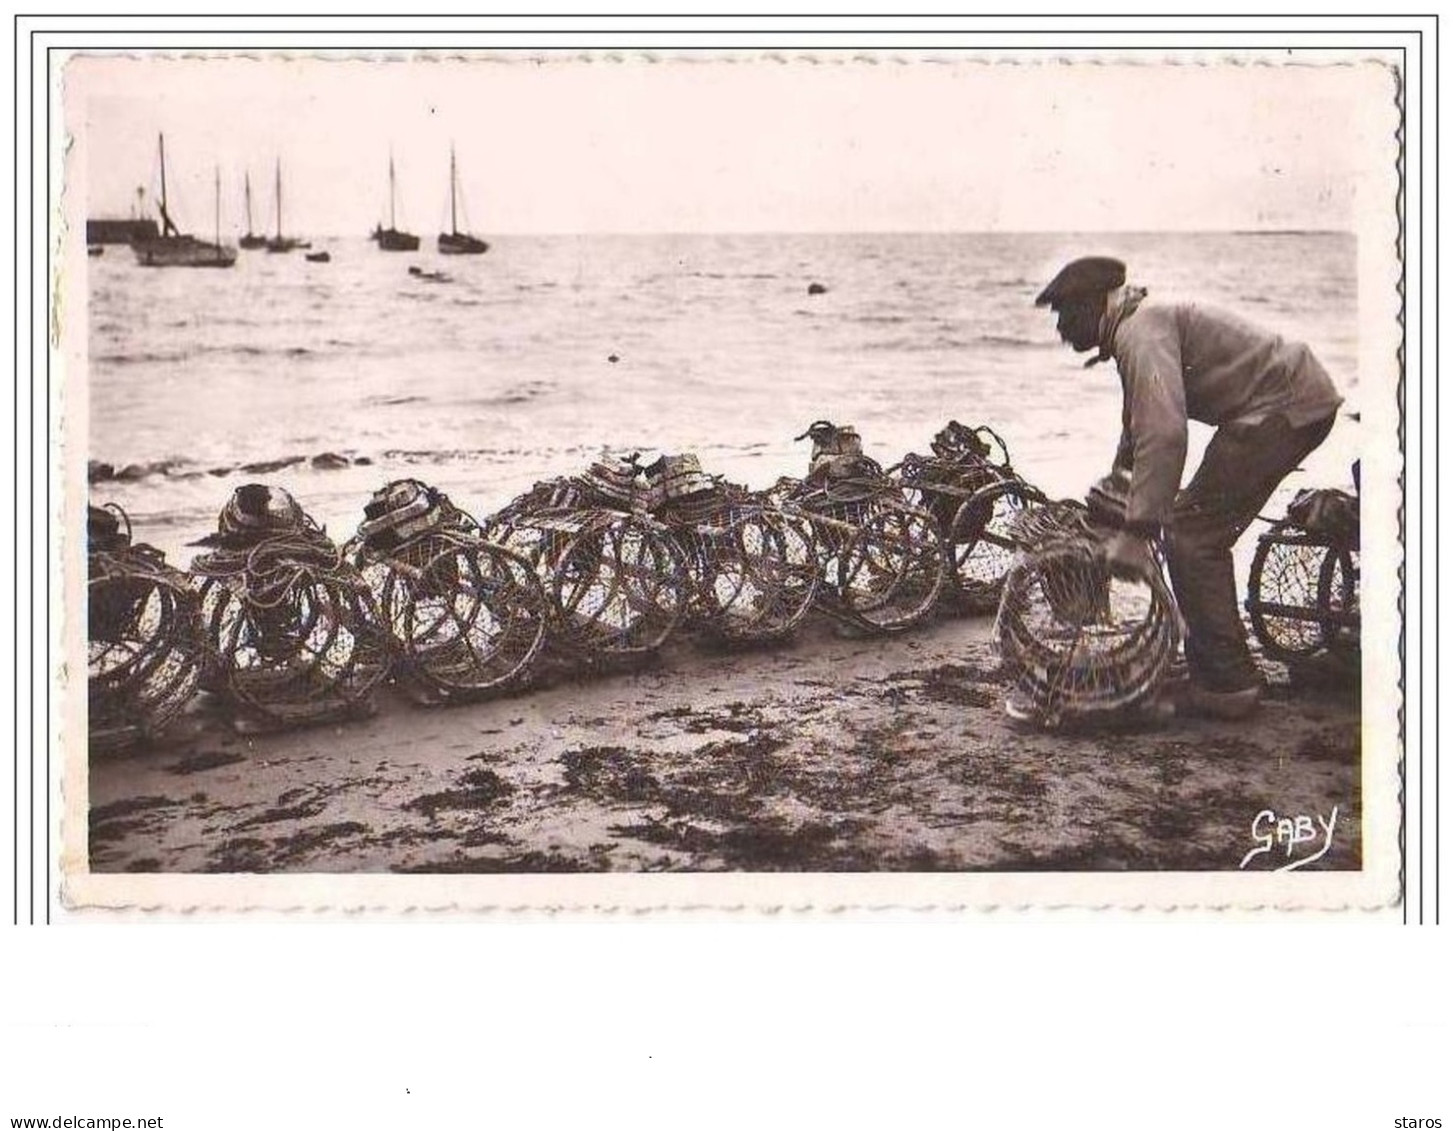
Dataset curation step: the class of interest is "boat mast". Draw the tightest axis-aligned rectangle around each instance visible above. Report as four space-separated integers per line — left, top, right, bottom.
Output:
157 133 175 237
214 166 222 248
389 153 397 231
450 146 458 237
275 158 283 239
245 172 254 234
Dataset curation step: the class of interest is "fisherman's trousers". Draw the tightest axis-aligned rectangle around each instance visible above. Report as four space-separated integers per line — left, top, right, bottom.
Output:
1164 412 1336 692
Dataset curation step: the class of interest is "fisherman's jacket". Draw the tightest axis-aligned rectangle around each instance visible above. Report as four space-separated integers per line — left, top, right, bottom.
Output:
1108 301 1344 533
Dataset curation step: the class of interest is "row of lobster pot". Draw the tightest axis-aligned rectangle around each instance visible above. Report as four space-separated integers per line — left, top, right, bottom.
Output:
84 422 1057 748
90 480 556 749
85 421 1073 747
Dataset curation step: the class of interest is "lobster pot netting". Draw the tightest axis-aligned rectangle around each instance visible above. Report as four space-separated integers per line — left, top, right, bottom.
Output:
354 532 550 703
835 502 949 632
894 422 1048 609
549 510 690 656
1247 531 1360 663
192 535 389 728
348 480 550 701
897 452 1007 530
903 469 1047 612
996 507 1180 726
485 496 690 658
480 473 629 570
947 480 1049 609
660 498 821 643
89 542 207 752
778 481 948 633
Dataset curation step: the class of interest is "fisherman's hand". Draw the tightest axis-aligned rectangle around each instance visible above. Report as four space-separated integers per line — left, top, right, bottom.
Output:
1101 530 1157 582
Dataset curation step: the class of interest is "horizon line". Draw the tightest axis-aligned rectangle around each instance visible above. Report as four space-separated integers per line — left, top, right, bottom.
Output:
84 223 1356 240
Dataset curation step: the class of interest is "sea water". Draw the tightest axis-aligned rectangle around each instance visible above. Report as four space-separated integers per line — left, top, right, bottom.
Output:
83 230 1361 563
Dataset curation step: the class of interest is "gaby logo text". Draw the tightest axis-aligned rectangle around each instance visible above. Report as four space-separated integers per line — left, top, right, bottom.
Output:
1238 806 1339 871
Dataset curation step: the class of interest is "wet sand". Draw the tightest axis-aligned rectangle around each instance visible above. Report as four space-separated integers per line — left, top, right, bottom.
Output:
86 616 1361 875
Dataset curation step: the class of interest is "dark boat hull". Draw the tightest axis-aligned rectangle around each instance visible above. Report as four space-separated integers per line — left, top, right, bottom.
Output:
239 233 267 250
438 231 489 255
132 237 237 268
372 226 419 251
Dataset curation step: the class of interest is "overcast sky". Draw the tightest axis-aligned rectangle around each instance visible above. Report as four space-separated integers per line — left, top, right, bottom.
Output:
67 52 1396 237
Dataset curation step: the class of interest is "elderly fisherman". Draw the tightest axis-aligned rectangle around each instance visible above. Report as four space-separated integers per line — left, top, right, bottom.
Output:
1036 256 1343 718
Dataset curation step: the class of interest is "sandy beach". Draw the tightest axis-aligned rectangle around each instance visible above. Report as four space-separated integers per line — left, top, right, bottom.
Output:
86 612 1361 875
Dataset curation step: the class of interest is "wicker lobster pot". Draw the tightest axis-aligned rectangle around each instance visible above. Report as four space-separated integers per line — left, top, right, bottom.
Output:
87 506 207 752
769 420 949 634
348 480 550 703
647 460 820 644
482 460 690 660
775 475 948 634
778 418 947 630
894 423 1048 613
1246 489 1360 665
995 501 1181 728
190 486 389 730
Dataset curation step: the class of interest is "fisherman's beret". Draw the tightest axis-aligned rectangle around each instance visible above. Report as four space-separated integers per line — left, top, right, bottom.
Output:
1035 256 1127 308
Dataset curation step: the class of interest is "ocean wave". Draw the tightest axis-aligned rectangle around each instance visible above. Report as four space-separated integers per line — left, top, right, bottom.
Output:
854 335 993 353
453 380 553 409
93 343 319 366
681 271 782 282
234 345 314 358
982 276 1039 290
974 333 1057 350
92 349 191 366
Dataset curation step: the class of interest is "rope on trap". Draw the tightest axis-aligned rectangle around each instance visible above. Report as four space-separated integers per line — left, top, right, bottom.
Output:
892 420 1049 612
1246 484 1360 666
480 459 690 661
772 421 949 634
87 504 208 752
643 454 821 644
346 479 550 703
994 484 1181 729
189 484 389 729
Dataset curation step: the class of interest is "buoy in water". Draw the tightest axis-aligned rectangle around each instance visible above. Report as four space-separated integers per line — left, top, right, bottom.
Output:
807 282 828 295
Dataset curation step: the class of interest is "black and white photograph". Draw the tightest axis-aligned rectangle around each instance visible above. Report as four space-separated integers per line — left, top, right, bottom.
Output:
6 15 1443 1131
56 46 1403 908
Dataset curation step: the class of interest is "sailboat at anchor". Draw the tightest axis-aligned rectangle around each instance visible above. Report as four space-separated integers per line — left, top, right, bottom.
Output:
437 146 488 256
239 172 266 249
265 159 310 253
131 134 236 268
371 152 419 251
